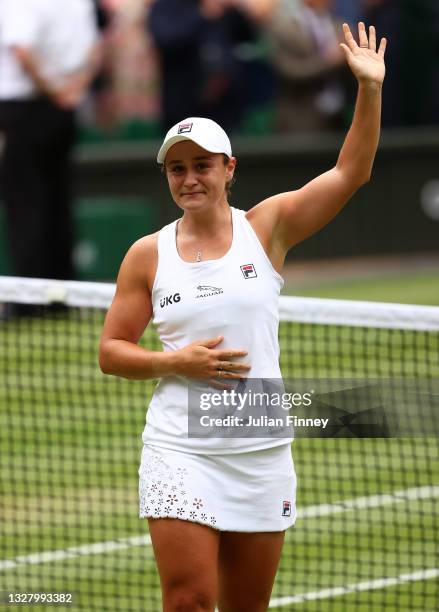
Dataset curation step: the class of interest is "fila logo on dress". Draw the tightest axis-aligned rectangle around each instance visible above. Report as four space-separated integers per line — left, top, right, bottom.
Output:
240 264 257 279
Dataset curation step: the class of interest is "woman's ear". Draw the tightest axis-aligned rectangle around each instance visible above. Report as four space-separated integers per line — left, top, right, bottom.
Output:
227 156 237 176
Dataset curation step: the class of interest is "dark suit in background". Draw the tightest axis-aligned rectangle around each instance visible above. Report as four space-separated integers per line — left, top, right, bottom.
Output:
148 0 258 133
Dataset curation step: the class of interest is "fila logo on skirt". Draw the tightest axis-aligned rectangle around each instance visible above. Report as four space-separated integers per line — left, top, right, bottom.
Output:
282 501 291 516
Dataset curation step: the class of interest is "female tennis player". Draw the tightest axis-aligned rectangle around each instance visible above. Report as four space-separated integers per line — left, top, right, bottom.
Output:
100 22 386 612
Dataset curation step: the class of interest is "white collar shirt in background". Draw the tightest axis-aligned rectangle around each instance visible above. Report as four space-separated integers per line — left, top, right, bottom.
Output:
0 0 97 100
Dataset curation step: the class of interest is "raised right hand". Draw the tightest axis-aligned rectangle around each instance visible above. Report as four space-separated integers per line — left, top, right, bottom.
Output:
173 336 251 380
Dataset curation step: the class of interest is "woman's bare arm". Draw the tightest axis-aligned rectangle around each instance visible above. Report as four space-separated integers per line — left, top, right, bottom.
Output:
247 23 387 267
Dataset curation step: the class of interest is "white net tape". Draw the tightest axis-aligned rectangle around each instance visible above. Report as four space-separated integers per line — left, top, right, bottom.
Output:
0 275 438 331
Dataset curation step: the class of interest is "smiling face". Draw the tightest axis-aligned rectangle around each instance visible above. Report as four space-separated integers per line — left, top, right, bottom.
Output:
164 141 236 212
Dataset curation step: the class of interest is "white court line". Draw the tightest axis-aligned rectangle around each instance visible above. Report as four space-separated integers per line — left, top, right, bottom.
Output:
298 484 439 518
1 485 438 572
0 535 151 571
269 568 439 608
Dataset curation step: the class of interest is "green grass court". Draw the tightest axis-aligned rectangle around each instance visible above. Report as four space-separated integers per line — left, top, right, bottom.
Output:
0 274 438 611
283 271 439 306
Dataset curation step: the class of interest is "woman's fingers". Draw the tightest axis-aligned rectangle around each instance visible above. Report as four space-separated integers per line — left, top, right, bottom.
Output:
369 25 376 51
348 22 385 55
198 335 224 348
344 22 386 59
215 362 250 380
216 349 248 359
358 21 369 48
216 370 248 380
214 350 251 378
378 37 387 58
343 23 357 52
181 342 250 378
218 361 251 372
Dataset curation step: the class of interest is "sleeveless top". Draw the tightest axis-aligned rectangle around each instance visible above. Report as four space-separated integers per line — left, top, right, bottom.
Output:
141 207 293 454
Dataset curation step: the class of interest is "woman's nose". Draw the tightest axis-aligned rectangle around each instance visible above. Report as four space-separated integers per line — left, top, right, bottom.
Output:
183 171 198 186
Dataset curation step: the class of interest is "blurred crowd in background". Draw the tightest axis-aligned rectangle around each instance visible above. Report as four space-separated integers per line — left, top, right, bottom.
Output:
1 0 439 141
85 0 439 141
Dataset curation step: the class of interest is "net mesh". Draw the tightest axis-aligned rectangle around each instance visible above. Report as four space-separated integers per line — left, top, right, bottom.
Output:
0 277 438 611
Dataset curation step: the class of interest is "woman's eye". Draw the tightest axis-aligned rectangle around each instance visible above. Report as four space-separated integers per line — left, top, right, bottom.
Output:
170 166 183 173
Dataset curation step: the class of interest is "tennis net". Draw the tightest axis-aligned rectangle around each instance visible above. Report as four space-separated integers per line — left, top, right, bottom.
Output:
0 276 438 611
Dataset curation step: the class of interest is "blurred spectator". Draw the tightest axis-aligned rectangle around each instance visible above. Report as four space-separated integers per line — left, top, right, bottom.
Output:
265 0 348 133
148 0 272 133
364 0 439 127
93 0 112 29
78 0 113 127
92 0 160 130
0 0 100 281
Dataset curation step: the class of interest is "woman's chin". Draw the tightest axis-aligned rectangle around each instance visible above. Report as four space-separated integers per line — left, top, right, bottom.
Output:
178 196 209 210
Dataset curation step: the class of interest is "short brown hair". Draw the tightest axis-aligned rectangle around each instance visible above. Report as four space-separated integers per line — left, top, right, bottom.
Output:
223 155 236 197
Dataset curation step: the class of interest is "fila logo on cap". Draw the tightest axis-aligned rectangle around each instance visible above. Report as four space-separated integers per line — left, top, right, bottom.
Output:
178 123 193 134
282 501 291 516
240 264 257 279
157 117 232 164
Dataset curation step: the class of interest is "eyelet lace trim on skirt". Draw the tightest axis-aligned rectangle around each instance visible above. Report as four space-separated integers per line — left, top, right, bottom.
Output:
139 448 218 528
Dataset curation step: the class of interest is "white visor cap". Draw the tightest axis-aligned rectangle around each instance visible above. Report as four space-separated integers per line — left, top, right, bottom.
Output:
157 117 232 164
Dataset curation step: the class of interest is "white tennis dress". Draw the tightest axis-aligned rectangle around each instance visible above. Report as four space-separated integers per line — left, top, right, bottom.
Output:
138 207 296 531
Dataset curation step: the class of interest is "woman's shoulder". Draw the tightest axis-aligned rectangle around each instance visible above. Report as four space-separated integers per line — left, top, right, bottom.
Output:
123 233 159 292
128 232 159 258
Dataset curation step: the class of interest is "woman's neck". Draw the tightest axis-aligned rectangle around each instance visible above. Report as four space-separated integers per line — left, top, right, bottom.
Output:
178 202 231 239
